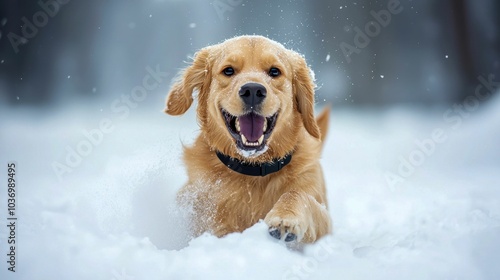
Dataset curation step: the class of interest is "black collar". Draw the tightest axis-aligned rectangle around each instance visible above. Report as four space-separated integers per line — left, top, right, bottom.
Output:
216 151 292 177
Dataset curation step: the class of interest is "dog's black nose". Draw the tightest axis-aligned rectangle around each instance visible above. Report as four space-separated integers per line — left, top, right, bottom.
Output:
239 83 266 108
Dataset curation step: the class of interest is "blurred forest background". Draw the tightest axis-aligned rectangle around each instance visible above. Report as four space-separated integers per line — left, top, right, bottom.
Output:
0 0 499 107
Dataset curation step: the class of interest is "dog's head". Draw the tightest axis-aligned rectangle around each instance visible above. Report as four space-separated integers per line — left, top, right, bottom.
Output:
165 35 320 162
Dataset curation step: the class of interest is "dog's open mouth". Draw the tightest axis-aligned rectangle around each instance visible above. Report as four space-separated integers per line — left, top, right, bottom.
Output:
222 109 278 152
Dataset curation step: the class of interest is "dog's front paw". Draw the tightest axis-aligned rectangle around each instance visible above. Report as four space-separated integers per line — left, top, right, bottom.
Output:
264 212 305 242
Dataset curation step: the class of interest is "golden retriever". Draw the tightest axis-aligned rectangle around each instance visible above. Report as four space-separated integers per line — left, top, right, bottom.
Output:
165 35 331 243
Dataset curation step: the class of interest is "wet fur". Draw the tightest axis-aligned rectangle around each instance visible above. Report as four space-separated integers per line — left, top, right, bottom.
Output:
165 35 331 243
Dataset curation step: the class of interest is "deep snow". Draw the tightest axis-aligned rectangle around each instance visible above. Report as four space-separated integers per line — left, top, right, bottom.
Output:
1 94 500 280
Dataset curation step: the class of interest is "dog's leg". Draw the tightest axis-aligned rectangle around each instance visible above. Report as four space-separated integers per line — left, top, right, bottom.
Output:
264 190 331 243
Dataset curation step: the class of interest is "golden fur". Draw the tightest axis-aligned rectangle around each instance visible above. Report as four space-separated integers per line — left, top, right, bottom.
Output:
165 35 331 243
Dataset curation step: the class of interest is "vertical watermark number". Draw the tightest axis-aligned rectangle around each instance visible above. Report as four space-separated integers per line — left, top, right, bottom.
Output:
6 162 17 273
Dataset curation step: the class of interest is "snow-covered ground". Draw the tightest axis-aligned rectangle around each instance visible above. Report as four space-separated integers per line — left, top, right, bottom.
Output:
1 93 499 280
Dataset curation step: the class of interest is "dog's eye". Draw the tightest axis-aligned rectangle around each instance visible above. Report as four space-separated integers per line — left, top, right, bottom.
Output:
268 67 281 77
223 67 235 76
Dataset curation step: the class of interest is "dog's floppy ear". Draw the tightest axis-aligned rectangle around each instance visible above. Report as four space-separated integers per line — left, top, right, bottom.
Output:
292 53 321 139
164 48 211 115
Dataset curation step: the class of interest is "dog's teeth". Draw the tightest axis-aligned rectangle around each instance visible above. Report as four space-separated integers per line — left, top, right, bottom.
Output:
257 135 264 145
241 134 264 147
263 121 267 132
235 118 240 132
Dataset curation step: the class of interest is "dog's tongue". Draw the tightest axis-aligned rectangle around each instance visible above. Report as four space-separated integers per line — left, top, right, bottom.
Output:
238 113 265 142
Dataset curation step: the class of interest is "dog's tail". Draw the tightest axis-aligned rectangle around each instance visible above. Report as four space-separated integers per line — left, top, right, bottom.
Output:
316 106 330 145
